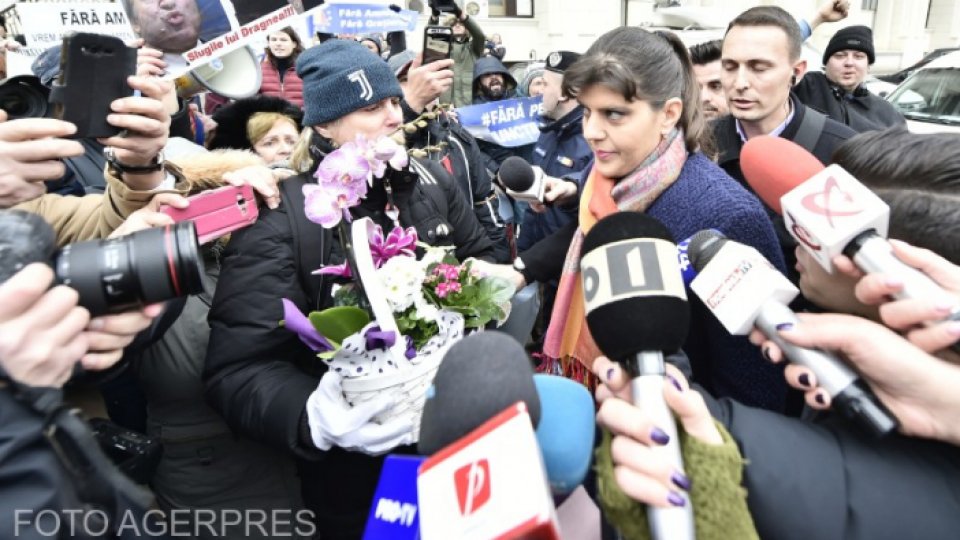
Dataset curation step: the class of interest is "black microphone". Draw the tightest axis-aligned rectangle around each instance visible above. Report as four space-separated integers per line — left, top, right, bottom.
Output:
497 156 544 203
580 211 694 540
687 230 898 437
0 210 57 283
417 331 541 456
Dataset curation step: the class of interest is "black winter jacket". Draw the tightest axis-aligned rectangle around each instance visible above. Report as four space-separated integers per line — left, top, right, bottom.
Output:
659 352 960 540
204 159 494 537
793 71 906 133
403 100 510 262
709 395 960 539
713 95 857 292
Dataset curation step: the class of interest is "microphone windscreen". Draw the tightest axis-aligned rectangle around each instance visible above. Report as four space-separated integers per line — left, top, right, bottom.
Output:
417 331 541 456
741 136 825 215
0 210 56 284
498 156 536 192
580 212 690 360
533 374 595 495
687 229 729 273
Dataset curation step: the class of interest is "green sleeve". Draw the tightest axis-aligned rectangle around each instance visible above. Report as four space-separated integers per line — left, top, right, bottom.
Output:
596 420 759 540
464 15 486 57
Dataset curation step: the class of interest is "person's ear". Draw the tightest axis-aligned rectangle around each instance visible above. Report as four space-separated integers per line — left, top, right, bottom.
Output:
791 59 808 88
313 124 333 140
660 97 683 133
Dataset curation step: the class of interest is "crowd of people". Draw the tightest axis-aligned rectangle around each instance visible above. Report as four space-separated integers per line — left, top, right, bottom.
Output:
2 0 958 538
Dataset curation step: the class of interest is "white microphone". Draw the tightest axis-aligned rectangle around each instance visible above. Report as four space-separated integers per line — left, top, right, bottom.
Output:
688 230 898 437
416 402 561 540
742 137 960 324
498 156 545 204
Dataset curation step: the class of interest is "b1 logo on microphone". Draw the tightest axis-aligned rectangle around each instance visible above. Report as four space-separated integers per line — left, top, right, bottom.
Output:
581 239 686 313
454 459 491 516
780 164 889 273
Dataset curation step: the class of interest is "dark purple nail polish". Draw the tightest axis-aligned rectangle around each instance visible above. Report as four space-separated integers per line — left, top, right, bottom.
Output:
776 322 794 331
651 427 670 445
667 491 686 507
606 368 615 381
815 393 826 405
798 373 811 387
667 374 683 392
671 471 692 491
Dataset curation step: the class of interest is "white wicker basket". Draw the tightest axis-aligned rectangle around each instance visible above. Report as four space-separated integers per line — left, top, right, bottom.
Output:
336 218 465 442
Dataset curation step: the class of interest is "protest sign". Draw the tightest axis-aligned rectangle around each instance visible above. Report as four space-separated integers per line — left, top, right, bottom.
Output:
305 3 418 36
6 3 137 76
457 97 544 148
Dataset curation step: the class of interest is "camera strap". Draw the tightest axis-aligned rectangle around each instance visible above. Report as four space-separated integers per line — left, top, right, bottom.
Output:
42 407 156 535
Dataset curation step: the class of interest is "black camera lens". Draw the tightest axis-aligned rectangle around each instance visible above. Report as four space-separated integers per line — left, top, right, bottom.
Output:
54 221 204 316
0 76 51 120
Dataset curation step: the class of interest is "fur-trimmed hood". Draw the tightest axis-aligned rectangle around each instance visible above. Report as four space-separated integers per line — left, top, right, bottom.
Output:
207 95 303 152
167 149 267 194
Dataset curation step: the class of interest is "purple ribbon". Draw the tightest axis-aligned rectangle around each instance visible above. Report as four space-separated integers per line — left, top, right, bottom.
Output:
281 298 333 352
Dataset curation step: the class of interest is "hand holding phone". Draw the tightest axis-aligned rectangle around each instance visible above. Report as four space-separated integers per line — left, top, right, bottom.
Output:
423 26 454 65
50 33 137 139
160 184 259 244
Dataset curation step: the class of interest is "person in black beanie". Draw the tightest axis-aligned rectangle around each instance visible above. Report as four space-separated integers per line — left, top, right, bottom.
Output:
793 25 905 132
204 39 495 540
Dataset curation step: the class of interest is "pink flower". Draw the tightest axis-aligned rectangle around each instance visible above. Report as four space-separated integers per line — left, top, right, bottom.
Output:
436 282 450 298
369 225 417 267
315 141 371 187
446 281 462 295
303 184 348 228
433 263 460 282
373 136 409 171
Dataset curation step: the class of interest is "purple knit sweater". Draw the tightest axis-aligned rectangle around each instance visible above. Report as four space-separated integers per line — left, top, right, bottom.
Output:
649 152 788 410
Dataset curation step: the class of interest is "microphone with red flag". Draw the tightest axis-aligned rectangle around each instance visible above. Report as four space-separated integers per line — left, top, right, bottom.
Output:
741 136 960 326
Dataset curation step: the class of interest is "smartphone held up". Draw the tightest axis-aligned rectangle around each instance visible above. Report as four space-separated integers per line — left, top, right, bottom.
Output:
51 33 137 139
423 26 454 65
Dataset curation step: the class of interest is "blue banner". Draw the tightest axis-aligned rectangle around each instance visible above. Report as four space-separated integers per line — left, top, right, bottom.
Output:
457 97 544 148
306 3 418 35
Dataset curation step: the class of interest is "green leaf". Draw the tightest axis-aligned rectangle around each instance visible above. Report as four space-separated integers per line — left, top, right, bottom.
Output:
308 306 370 343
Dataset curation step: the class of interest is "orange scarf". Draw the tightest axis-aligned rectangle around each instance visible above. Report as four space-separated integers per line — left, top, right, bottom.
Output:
542 130 687 370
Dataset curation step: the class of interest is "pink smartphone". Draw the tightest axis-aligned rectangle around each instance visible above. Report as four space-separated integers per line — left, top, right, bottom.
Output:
160 184 259 244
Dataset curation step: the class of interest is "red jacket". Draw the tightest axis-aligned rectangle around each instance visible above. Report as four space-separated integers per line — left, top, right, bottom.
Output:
259 58 304 107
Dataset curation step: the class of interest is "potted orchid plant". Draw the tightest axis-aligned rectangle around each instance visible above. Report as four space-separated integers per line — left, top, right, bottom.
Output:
280 133 513 437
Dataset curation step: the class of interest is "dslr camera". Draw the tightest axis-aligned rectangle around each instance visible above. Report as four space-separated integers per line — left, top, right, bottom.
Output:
0 210 204 316
0 75 51 119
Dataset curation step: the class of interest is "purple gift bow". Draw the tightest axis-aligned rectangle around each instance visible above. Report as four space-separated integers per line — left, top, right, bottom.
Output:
363 325 416 359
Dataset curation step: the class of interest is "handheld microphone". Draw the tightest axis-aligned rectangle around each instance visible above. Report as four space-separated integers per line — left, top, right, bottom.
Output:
498 156 545 204
416 333 555 540
742 136 960 325
688 229 898 437
363 454 425 539
417 402 560 540
533 374 596 496
580 211 694 540
417 331 541 456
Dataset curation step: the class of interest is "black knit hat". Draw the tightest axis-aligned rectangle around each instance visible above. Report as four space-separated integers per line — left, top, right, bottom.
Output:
297 39 402 126
208 95 303 151
545 50 580 73
823 25 875 65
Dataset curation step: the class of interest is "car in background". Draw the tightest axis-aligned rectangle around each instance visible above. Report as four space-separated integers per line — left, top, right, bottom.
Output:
878 47 960 85
863 75 898 98
885 50 960 133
